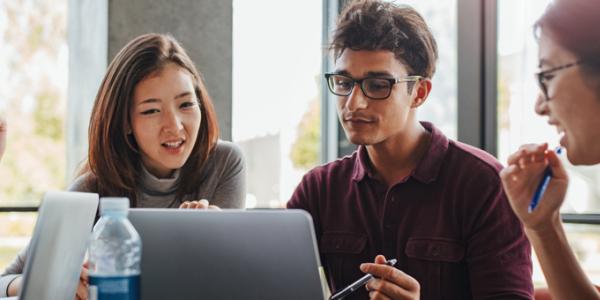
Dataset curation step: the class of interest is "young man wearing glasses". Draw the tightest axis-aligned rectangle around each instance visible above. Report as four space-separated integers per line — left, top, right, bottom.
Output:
287 1 533 299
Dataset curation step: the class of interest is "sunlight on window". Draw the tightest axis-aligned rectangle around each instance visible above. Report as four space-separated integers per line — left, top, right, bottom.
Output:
0 0 66 271
0 0 67 206
0 213 36 270
386 0 458 139
232 0 322 208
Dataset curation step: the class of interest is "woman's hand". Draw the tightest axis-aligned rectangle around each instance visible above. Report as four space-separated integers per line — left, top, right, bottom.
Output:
179 199 221 210
499 143 569 233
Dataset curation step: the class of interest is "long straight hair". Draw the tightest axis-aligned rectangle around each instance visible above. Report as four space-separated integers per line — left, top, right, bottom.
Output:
83 33 219 206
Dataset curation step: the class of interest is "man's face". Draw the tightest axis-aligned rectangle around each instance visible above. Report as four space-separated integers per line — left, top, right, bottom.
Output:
333 49 419 146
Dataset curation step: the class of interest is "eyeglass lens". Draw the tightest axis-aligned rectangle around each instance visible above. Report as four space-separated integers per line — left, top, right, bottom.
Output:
327 75 392 99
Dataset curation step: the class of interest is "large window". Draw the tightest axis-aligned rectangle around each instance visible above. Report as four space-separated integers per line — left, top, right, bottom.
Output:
0 0 67 270
232 0 323 208
394 0 458 140
0 0 67 206
498 0 600 286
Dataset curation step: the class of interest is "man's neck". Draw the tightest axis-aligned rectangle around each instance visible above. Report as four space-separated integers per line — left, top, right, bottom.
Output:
365 122 431 187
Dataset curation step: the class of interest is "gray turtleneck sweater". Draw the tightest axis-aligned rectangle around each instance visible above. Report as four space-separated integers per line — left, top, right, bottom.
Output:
0 140 246 296
70 140 246 208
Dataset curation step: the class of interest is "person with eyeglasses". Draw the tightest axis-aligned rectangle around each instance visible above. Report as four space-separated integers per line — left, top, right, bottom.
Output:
500 0 600 299
287 0 532 299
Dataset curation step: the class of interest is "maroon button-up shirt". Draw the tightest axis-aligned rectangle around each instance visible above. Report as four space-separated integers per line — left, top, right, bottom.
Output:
288 122 533 300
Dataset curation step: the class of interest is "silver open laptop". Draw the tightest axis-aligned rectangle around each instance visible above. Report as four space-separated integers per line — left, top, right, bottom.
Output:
128 209 328 300
16 191 99 300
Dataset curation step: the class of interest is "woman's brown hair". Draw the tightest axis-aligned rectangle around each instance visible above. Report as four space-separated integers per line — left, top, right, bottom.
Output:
83 33 219 207
535 0 600 78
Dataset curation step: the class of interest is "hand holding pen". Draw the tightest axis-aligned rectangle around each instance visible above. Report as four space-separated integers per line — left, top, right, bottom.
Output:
330 255 419 300
500 143 569 232
529 146 562 213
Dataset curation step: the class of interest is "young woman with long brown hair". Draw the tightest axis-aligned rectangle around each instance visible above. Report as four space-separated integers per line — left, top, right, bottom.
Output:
1 33 245 299
70 33 246 209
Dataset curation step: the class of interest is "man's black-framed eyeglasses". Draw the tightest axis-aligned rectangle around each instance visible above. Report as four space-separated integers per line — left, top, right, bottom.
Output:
535 61 583 101
324 73 423 100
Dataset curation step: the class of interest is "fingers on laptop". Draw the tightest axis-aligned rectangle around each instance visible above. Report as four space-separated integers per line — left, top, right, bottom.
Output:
361 255 420 300
179 199 221 210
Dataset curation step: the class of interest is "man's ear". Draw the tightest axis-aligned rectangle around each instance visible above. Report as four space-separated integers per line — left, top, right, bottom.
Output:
411 79 432 108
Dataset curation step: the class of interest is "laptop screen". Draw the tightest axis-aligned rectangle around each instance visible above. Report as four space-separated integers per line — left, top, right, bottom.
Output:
19 191 98 300
129 209 327 300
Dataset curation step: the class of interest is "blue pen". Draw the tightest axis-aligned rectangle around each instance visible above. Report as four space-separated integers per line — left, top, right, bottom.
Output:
528 147 562 213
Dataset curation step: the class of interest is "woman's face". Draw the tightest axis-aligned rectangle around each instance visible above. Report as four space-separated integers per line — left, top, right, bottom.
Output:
535 32 600 165
130 63 202 178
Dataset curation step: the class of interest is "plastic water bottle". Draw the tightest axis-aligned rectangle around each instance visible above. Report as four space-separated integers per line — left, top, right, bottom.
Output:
88 197 142 300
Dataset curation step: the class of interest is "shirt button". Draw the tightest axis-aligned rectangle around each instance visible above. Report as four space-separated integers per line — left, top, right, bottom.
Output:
431 246 440 257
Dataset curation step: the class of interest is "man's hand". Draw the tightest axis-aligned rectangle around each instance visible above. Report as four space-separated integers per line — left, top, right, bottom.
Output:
74 262 89 300
179 199 221 210
361 255 420 300
0 116 7 162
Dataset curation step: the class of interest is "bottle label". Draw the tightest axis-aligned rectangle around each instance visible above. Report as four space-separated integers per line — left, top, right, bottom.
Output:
88 274 140 300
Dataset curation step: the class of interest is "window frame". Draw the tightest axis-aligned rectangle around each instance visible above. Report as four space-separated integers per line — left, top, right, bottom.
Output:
0 207 37 212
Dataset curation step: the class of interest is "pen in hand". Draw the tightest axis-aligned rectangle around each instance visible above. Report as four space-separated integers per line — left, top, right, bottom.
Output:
329 258 397 300
529 146 562 213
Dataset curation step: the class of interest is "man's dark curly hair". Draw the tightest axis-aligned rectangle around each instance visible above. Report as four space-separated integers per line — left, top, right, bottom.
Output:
331 0 438 78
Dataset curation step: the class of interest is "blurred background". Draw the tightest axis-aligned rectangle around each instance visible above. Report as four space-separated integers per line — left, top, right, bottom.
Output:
1 0 599 288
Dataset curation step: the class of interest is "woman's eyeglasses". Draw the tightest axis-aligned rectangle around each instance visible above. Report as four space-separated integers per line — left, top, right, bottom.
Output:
535 61 583 101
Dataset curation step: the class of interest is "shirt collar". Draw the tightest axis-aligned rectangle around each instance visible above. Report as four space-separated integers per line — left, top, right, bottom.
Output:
351 121 449 184
412 121 449 183
351 146 370 182
139 164 180 196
